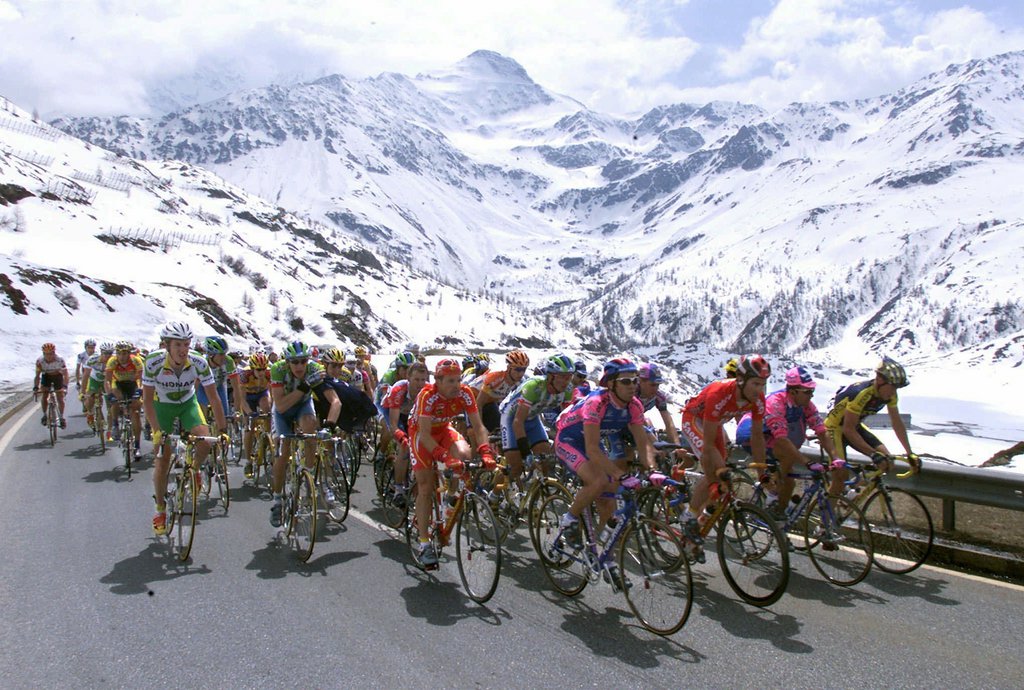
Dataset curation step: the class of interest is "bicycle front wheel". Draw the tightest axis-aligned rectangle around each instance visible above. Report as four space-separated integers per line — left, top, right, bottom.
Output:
716 502 789 606
804 494 873 586
213 444 230 511
172 469 198 562
534 493 588 597
286 469 318 562
526 479 572 556
48 402 58 446
456 492 502 604
862 487 933 574
325 454 351 523
620 517 693 636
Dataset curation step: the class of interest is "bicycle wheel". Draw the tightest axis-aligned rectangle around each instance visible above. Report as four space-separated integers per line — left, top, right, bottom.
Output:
404 489 440 568
213 444 230 511
324 454 351 523
534 493 588 597
804 494 873 586
620 517 693 636
379 459 409 529
171 468 198 562
861 487 933 574
122 430 134 479
286 468 317 562
97 412 106 451
47 400 57 446
716 502 790 606
526 479 572 555
456 492 502 604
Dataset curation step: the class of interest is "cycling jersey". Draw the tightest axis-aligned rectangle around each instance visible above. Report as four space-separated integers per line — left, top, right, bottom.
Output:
498 376 573 420
410 383 479 433
824 380 897 429
556 389 644 447
313 377 377 432
736 389 824 450
269 359 325 402
471 369 518 401
208 354 239 388
36 355 68 376
84 353 110 383
239 366 270 394
105 354 144 383
382 379 418 416
638 389 670 413
142 350 215 403
681 379 764 425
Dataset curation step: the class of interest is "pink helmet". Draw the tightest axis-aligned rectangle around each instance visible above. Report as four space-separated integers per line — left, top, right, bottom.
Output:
784 365 816 389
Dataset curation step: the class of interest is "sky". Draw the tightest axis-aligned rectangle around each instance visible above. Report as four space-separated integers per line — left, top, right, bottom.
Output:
1 0 1024 118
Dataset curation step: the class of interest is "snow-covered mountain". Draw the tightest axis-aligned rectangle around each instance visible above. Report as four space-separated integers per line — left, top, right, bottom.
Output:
53 49 1024 373
0 95 579 385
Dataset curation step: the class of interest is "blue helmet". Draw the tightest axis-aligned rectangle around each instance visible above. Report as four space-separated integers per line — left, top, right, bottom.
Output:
283 341 311 361
573 359 587 376
393 352 415 368
638 362 663 383
204 336 228 355
599 357 638 386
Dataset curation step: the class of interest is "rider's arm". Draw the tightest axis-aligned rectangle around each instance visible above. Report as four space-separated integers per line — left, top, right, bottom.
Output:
629 422 657 471
142 385 159 431
700 419 725 466
889 404 913 456
415 415 440 457
512 402 530 447
749 417 767 464
658 408 681 445
33 361 41 389
842 409 878 457
583 422 619 478
324 387 341 426
466 408 491 450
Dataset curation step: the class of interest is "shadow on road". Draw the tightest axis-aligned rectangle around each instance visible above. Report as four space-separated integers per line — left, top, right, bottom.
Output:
13 439 54 452
82 467 129 483
694 585 812 653
65 445 108 460
245 537 366 579
100 542 212 594
783 567 888 607
399 576 503 628
867 571 960 605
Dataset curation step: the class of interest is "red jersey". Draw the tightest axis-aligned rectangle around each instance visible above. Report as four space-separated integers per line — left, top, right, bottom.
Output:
682 379 764 425
409 383 479 435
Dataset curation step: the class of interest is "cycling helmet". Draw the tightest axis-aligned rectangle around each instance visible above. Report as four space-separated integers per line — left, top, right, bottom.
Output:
638 362 663 383
248 353 269 369
574 359 588 376
724 358 739 378
310 346 320 360
99 341 115 353
115 340 133 353
337 365 354 383
84 339 96 347
283 341 311 361
599 357 638 386
435 358 462 378
393 352 415 368
475 353 490 364
462 355 476 369
354 345 369 357
876 356 909 388
735 354 771 380
160 321 193 341
322 348 346 364
474 358 490 375
404 342 420 354
544 354 575 375
41 342 56 353
784 365 816 389
204 336 228 354
506 350 530 368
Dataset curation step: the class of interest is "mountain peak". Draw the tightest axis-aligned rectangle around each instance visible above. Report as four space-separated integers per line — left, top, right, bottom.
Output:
454 50 535 84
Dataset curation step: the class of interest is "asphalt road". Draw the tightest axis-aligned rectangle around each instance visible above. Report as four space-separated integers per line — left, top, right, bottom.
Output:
2 401 1023 689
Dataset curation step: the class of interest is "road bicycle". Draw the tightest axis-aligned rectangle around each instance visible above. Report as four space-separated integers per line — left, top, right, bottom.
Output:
842 455 934 574
312 430 351 525
405 461 502 604
35 386 60 447
199 434 230 511
535 473 693 636
162 433 221 562
486 452 575 550
747 462 874 586
244 413 274 490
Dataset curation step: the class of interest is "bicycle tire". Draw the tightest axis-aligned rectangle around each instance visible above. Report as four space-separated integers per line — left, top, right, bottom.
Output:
404 488 440 569
804 494 873 586
213 443 230 511
526 479 572 555
286 468 317 562
122 430 133 479
456 492 502 604
379 460 409 530
620 517 693 636
862 487 933 574
534 493 588 597
324 453 351 523
172 467 198 562
716 502 790 606
47 398 58 447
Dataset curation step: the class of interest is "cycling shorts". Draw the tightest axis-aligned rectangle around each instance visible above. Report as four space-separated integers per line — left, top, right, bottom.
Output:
272 398 316 438
153 399 207 435
410 425 463 472
40 373 65 391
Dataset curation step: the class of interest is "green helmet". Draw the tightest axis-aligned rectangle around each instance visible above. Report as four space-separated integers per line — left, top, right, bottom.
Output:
283 341 311 361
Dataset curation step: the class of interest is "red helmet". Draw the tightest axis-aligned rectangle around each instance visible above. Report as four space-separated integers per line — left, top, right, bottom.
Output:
735 355 771 379
434 358 462 378
41 342 56 353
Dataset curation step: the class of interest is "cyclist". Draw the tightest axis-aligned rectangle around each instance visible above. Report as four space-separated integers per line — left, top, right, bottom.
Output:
471 349 530 433
408 358 496 567
554 358 656 562
143 322 227 536
381 360 430 507
240 352 272 478
81 342 114 431
404 341 425 364
74 339 96 407
104 340 144 450
461 353 489 384
198 336 243 422
354 345 378 391
736 365 842 515
33 343 69 428
824 356 919 472
316 348 376 433
636 362 683 447
268 341 337 528
346 351 374 398
498 353 575 482
569 359 591 404
681 355 770 526
374 352 415 452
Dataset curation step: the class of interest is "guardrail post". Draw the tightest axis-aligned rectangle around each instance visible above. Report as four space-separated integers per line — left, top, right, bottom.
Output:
942 498 956 531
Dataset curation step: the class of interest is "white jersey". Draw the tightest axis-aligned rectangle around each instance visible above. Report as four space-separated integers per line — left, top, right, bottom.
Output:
36 356 68 375
84 353 109 382
142 350 215 403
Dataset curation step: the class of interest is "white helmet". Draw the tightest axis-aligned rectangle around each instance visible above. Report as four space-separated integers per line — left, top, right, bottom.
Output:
160 321 193 341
